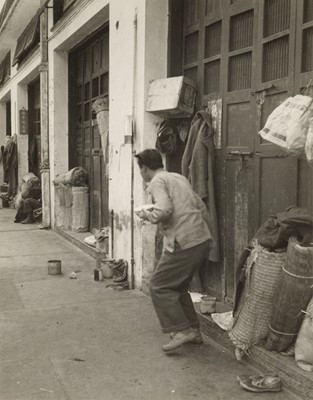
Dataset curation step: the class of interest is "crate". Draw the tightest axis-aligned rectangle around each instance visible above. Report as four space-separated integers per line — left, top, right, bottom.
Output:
146 76 196 118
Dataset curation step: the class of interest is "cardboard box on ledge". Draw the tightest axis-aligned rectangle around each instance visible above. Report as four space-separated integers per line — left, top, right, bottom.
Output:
146 76 196 119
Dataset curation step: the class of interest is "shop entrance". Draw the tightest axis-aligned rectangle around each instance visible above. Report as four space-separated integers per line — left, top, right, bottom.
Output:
69 28 109 231
170 0 313 302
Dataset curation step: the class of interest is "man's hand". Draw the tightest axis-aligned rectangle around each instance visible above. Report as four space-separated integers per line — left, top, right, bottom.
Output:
137 208 151 221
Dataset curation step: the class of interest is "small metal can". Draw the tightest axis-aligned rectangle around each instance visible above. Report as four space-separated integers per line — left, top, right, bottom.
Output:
48 260 62 275
200 295 217 314
94 268 104 281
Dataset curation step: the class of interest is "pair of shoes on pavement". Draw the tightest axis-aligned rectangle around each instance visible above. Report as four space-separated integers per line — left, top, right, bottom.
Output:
237 374 282 393
162 328 203 353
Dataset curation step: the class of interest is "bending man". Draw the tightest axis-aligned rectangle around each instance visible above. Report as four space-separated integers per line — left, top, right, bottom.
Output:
135 149 212 354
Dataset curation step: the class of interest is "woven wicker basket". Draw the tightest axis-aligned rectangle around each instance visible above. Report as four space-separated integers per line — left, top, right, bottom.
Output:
265 237 313 352
229 242 286 351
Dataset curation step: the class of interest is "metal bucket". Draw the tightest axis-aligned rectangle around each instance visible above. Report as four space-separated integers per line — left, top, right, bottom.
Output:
101 260 113 279
48 260 62 275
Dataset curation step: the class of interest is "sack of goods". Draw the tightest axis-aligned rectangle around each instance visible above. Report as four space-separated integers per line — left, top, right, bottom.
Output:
305 115 313 166
229 241 286 353
295 296 313 371
265 237 313 352
258 95 313 157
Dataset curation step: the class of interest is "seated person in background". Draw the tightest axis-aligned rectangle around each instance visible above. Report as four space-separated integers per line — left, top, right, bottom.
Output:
14 174 41 224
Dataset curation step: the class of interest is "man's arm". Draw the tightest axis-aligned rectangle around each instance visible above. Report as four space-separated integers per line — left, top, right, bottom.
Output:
141 178 173 224
195 194 210 227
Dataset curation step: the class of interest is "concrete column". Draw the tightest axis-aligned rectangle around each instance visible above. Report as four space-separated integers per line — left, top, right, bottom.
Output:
39 8 51 228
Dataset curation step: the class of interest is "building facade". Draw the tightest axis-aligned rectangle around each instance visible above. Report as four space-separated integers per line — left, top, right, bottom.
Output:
0 0 312 302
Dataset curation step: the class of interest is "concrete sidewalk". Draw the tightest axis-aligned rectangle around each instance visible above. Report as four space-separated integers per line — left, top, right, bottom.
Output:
0 208 300 400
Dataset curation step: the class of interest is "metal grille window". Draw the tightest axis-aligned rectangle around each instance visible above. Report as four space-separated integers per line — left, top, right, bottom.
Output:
302 27 313 72
262 0 290 82
263 0 290 37
228 10 254 91
205 21 222 57
263 36 289 81
184 32 199 65
204 21 222 94
303 0 313 23
302 0 313 73
228 52 252 91
230 10 254 51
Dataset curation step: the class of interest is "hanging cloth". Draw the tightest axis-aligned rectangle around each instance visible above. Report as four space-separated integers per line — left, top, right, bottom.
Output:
182 111 220 262
155 120 178 155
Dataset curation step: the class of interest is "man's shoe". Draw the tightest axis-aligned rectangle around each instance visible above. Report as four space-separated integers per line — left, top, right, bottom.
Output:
162 328 198 352
170 328 203 344
21 218 35 224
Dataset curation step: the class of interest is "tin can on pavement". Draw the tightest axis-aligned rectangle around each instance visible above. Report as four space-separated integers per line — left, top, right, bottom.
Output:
48 260 62 275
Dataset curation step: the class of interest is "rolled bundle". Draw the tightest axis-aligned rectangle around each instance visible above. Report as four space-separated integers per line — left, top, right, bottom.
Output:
229 242 286 352
265 237 313 352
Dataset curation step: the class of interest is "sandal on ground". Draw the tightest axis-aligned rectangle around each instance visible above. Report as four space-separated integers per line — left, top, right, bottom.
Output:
237 374 282 393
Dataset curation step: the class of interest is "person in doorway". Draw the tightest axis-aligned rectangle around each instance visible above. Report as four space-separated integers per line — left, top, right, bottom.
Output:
135 149 212 354
14 176 41 224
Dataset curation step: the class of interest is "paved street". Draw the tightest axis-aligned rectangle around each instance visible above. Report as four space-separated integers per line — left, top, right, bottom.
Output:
0 208 300 400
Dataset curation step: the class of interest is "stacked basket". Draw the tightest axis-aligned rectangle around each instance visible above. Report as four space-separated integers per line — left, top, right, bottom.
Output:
265 237 313 352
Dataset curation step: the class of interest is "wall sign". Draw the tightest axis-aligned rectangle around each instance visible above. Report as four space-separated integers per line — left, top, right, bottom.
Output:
19 107 28 135
207 99 222 149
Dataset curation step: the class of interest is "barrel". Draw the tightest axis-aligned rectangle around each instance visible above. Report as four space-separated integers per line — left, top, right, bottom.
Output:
72 187 89 232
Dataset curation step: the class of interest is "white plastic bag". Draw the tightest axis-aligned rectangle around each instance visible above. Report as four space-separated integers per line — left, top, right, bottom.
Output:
259 95 313 156
305 116 313 166
295 297 313 371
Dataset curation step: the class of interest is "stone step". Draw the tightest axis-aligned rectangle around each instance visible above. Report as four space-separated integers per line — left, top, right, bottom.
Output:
55 227 99 259
197 306 313 400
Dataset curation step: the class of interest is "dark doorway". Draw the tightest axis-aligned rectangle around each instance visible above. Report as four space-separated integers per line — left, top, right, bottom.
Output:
69 27 109 231
28 79 41 178
6 101 11 136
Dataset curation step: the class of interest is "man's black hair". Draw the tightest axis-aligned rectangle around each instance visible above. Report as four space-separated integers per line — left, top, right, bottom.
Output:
135 149 164 170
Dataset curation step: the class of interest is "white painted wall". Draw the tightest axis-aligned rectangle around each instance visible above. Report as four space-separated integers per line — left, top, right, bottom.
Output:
109 0 169 289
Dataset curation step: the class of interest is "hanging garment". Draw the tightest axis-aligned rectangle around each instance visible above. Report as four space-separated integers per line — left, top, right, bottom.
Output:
181 111 220 262
155 120 178 155
3 137 18 197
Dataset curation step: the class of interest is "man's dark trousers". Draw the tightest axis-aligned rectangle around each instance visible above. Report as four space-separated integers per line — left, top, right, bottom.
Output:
149 240 210 333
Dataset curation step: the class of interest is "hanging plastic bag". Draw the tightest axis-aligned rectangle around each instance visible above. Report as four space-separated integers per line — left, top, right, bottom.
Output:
295 297 313 372
259 95 313 156
305 116 313 166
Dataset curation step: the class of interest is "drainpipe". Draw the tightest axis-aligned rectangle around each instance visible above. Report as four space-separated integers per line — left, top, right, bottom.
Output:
130 10 138 290
39 7 50 228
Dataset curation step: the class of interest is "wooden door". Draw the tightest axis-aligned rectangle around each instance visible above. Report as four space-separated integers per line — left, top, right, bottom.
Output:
69 28 109 231
28 79 41 178
180 0 313 302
